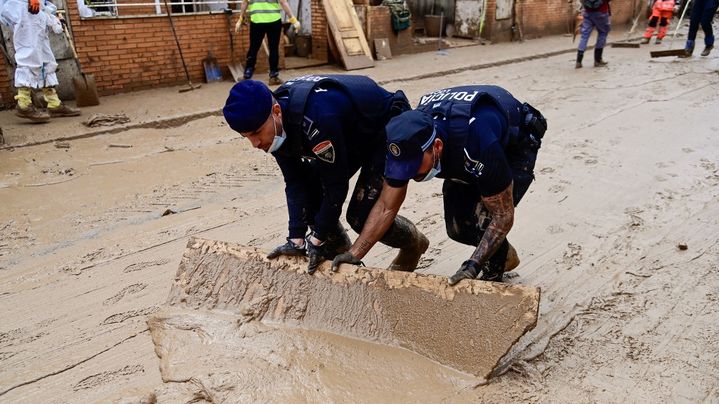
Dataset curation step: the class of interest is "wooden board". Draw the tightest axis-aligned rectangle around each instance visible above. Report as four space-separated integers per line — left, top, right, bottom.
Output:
322 0 374 70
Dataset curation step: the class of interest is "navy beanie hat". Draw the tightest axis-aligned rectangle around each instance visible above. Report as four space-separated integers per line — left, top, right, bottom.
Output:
223 80 274 133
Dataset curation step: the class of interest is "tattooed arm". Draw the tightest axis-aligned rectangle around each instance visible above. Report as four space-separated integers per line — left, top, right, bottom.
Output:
469 181 515 266
349 181 408 259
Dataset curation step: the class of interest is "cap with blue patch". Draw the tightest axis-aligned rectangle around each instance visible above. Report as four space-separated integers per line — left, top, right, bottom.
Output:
223 80 273 133
384 110 437 181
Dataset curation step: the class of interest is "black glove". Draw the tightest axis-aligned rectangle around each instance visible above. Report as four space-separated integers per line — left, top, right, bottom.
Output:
330 252 363 272
267 238 306 259
306 235 342 275
447 260 481 286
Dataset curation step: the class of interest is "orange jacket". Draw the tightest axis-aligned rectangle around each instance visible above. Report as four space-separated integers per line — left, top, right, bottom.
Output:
653 0 675 12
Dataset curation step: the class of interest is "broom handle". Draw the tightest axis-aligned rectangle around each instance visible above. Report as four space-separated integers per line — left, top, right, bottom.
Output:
163 0 192 82
669 0 692 48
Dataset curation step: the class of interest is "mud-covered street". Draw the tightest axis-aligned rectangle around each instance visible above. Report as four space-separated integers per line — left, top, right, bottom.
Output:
1 32 718 402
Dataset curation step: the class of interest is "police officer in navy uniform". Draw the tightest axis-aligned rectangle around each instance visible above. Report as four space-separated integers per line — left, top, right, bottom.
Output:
222 75 430 273
331 85 546 285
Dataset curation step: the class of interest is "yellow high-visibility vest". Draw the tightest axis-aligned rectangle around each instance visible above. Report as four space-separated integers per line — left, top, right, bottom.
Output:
248 0 281 23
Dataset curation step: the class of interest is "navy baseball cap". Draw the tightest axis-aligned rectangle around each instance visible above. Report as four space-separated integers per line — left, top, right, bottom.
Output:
384 110 437 181
223 80 273 133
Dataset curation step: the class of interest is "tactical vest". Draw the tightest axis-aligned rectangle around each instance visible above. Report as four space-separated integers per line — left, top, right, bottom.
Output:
415 85 525 183
248 0 281 24
274 75 399 154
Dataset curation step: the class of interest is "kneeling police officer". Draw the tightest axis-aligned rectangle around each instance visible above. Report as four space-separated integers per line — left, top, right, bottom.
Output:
332 85 546 284
222 75 429 273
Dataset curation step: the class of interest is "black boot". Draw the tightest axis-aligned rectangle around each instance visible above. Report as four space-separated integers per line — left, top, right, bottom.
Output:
679 41 694 58
575 50 584 69
701 45 713 56
594 48 608 67
381 215 429 272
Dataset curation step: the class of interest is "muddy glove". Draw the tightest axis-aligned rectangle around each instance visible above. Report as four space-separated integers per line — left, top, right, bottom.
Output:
331 252 363 272
447 260 481 286
234 14 244 32
267 238 306 259
28 0 40 14
306 235 339 275
288 16 301 31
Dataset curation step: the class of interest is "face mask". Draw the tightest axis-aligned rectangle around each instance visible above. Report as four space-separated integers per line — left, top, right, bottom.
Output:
267 112 286 153
420 150 441 182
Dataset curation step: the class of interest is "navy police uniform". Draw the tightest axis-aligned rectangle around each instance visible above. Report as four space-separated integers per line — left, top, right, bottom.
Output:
384 85 546 268
271 75 411 243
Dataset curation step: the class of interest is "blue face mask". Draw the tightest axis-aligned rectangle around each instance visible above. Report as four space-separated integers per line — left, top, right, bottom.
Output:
419 150 441 182
267 112 286 153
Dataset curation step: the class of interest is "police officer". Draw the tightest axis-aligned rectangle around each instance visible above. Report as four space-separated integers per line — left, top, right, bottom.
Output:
222 75 429 274
331 85 546 285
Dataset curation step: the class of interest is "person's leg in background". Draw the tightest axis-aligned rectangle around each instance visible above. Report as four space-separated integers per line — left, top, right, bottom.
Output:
244 21 268 79
576 11 597 68
265 19 283 84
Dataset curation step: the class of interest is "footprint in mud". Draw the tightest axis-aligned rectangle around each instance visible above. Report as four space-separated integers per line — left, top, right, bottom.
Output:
100 306 159 326
539 167 555 174
546 225 564 235
549 184 565 193
123 259 170 273
558 243 582 268
624 207 644 228
73 365 145 391
682 148 694 153
655 161 673 168
585 158 598 165
103 283 148 306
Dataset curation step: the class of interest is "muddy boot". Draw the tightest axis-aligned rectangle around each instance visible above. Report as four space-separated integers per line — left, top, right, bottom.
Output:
268 72 284 86
594 48 608 67
701 45 713 56
48 103 81 117
324 227 352 256
504 242 520 272
388 231 429 272
479 261 504 282
15 104 50 123
43 87 81 117
641 37 651 44
655 38 663 45
14 87 49 123
382 215 429 272
575 50 584 69
243 66 254 80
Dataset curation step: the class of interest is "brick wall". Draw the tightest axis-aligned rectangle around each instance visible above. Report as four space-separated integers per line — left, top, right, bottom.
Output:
0 54 14 107
483 0 635 42
311 0 328 62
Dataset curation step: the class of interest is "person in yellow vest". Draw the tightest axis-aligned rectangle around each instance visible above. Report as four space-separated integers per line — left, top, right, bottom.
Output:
236 0 300 85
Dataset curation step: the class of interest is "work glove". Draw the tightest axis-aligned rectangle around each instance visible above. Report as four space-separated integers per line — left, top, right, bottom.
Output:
267 238 306 259
331 252 363 272
28 0 40 14
447 260 481 286
289 16 301 32
234 14 244 33
305 235 340 275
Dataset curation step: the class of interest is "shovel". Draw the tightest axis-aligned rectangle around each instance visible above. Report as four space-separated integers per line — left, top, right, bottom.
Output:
224 9 243 82
650 0 692 57
59 14 100 107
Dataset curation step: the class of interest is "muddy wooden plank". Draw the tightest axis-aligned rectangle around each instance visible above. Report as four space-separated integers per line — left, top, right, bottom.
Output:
166 237 540 380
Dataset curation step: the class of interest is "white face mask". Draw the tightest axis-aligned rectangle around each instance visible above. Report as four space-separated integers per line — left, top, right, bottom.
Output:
419 150 441 182
267 112 286 153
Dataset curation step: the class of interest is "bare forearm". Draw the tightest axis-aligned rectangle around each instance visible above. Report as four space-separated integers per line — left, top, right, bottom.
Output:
350 201 398 259
279 0 294 17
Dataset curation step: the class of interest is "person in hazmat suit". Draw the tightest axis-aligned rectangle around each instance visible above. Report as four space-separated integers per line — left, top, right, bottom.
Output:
0 0 81 122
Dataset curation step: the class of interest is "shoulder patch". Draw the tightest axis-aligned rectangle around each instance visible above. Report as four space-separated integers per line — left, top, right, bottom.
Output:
463 148 484 177
312 140 335 163
388 142 401 157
